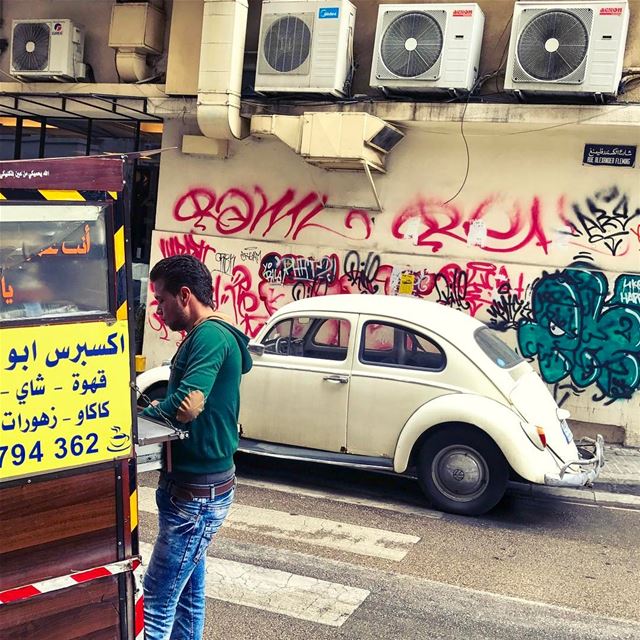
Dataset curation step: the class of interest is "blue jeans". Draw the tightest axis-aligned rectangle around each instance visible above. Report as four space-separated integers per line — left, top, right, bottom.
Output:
143 484 235 640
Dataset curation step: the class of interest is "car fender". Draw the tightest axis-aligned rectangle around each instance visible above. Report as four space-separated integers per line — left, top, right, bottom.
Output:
135 365 170 397
393 393 552 484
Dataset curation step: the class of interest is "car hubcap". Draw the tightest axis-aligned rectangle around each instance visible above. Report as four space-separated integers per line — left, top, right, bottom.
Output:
431 445 489 502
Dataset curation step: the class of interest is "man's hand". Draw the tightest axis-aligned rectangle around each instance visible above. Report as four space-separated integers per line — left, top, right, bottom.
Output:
176 390 205 423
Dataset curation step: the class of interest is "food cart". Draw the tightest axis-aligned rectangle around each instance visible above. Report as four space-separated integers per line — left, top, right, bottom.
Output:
0 156 176 639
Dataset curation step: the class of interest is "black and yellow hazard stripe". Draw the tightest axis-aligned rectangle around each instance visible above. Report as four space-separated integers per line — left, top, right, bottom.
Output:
0 188 117 201
0 188 127 319
128 458 139 555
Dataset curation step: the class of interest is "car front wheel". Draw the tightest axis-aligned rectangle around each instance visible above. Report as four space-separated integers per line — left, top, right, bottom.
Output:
417 426 508 516
137 383 168 409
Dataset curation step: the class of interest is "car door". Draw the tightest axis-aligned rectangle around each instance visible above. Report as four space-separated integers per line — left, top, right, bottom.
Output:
240 312 356 452
347 316 463 459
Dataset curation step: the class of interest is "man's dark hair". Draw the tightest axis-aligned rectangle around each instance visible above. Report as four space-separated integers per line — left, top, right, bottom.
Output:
149 255 213 306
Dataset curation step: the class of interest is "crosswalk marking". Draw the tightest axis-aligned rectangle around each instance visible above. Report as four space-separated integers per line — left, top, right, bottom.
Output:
138 541 369 626
137 485 420 561
239 477 443 519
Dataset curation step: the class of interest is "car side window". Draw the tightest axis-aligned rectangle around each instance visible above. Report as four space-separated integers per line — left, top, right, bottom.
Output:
360 321 445 371
262 317 351 361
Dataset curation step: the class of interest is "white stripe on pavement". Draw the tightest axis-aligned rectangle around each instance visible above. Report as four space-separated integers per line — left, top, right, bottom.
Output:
138 486 419 561
238 477 443 519
138 542 369 627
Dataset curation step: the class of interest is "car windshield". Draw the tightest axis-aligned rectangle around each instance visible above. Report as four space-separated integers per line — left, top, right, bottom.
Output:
474 326 523 369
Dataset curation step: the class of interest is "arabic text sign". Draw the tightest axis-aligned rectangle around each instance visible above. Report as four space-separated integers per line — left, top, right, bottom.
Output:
0 321 132 481
583 144 636 168
0 157 124 191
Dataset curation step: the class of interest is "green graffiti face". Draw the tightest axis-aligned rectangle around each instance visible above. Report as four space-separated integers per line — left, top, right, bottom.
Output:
517 269 640 401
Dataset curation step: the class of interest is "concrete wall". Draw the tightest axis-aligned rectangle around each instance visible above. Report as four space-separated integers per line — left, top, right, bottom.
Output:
164 0 640 101
3 1 638 100
144 115 640 445
3 1 638 444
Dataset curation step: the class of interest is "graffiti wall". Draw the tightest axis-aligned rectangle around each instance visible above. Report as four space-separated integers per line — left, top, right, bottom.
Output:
144 121 640 444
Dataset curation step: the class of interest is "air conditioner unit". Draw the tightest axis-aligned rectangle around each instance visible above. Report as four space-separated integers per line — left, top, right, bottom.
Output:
370 3 484 94
504 1 629 96
10 19 87 81
255 0 356 97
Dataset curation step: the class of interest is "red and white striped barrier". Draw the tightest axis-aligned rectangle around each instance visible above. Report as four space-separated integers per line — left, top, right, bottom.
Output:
132 555 145 640
0 557 141 606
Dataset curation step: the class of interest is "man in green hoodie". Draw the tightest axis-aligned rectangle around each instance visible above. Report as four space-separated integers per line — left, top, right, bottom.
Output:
141 255 252 640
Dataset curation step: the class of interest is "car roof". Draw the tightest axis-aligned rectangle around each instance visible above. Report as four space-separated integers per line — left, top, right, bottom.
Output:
271 294 486 336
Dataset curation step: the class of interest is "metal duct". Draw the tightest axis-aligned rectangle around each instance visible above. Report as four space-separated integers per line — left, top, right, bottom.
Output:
197 0 249 140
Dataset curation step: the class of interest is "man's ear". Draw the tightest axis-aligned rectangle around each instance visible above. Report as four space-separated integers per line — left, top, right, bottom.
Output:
179 286 191 306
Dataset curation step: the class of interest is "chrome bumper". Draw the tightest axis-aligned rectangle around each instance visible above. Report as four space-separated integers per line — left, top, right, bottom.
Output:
544 435 605 488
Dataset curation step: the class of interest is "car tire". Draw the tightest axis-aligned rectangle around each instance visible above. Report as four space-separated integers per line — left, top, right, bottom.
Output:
138 383 168 409
417 426 508 516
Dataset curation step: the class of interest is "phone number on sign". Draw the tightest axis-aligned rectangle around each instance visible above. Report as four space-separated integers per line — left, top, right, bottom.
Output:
0 433 99 468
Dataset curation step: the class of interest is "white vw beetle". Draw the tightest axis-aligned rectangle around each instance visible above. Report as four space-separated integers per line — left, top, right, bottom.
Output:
137 295 604 515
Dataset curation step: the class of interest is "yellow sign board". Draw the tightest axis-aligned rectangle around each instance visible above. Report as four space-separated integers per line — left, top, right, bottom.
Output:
398 273 415 295
0 320 133 481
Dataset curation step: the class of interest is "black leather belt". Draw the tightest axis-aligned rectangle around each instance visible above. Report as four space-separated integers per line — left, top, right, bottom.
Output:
159 476 235 501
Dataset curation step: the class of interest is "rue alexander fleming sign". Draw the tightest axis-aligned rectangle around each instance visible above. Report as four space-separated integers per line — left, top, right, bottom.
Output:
583 144 636 167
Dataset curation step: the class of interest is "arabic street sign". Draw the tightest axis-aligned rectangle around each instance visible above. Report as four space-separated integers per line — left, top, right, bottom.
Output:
583 144 636 168
0 157 124 190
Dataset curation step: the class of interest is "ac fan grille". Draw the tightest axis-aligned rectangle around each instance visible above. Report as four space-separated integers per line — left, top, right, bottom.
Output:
263 15 312 74
380 11 443 78
12 22 50 72
513 8 592 84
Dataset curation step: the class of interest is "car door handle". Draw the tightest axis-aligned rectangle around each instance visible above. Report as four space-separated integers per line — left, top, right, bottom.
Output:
323 375 349 384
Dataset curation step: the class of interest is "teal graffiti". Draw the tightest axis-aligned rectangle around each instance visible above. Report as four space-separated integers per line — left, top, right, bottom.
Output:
517 268 640 402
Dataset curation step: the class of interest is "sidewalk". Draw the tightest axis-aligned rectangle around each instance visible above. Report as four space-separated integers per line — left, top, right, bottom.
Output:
596 444 640 495
508 444 640 509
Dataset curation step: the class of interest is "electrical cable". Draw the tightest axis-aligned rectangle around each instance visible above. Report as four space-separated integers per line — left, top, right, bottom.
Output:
493 17 513 95
442 93 471 205
502 102 635 135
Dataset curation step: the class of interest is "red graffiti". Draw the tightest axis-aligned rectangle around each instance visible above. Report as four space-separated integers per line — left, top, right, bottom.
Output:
630 224 640 247
259 252 339 286
174 186 372 242
392 195 552 254
159 233 217 262
214 265 268 338
435 261 526 316
255 251 437 317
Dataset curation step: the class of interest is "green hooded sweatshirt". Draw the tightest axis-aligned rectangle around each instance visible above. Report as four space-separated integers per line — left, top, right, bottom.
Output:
143 319 253 474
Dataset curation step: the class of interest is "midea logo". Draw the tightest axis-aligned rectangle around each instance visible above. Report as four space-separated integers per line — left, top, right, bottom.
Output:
318 7 340 19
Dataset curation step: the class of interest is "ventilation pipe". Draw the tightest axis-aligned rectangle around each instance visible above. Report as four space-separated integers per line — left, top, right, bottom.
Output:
108 2 165 83
197 0 249 141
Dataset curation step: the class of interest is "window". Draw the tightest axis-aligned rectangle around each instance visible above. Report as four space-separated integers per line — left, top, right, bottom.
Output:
90 120 137 155
0 117 17 160
18 119 44 159
44 119 88 158
139 122 163 151
360 321 445 370
262 316 351 361
0 117 162 160
0 204 112 323
474 326 523 369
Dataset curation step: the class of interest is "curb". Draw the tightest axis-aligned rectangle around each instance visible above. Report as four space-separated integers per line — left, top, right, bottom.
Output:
506 481 640 509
